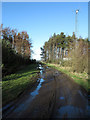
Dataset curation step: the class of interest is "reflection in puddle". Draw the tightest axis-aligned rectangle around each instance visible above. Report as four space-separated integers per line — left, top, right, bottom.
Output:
60 97 65 100
40 70 43 75
31 78 44 97
31 64 45 97
38 64 42 70
57 105 87 118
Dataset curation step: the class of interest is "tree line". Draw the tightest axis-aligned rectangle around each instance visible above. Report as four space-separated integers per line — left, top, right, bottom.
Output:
0 24 35 77
40 32 89 73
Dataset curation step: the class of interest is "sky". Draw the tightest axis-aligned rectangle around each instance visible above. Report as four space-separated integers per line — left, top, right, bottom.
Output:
2 2 88 60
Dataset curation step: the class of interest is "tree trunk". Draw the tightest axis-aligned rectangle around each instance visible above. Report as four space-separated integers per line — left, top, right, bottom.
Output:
53 44 54 61
56 44 57 59
64 48 66 57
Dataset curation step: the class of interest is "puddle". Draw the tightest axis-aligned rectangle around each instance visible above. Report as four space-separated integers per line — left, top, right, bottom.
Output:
30 78 44 97
39 64 44 75
56 105 88 118
40 70 43 75
38 64 43 70
60 97 65 100
30 64 45 97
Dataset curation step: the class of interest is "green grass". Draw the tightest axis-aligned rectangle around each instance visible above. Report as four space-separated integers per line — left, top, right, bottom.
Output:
45 63 88 91
2 64 39 106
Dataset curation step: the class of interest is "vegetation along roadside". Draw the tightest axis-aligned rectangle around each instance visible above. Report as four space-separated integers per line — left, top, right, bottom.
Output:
2 63 40 106
45 63 88 92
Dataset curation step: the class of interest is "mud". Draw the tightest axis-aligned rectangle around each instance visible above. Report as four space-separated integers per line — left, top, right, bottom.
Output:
2 64 89 119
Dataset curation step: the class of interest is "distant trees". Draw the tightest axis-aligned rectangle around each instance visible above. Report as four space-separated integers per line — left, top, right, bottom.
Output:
1 24 34 76
41 32 89 73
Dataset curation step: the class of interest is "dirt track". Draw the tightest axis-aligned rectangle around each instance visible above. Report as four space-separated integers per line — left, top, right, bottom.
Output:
3 64 88 119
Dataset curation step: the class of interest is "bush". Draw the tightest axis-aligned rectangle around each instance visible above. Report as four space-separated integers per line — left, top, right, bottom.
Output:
68 40 88 73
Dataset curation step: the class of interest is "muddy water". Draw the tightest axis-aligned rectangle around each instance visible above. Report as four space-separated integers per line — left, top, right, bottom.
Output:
3 64 88 119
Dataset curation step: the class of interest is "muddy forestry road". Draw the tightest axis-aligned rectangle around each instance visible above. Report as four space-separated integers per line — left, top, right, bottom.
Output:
3 64 89 119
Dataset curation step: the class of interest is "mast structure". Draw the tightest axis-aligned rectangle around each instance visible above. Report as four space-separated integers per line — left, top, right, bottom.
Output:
75 9 79 40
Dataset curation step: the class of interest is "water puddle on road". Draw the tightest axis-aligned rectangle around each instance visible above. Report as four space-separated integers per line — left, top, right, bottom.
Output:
30 78 44 97
56 105 88 118
30 64 45 98
59 97 65 100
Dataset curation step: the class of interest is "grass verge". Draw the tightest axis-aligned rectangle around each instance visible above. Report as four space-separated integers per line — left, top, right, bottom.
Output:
45 63 88 91
2 63 39 106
